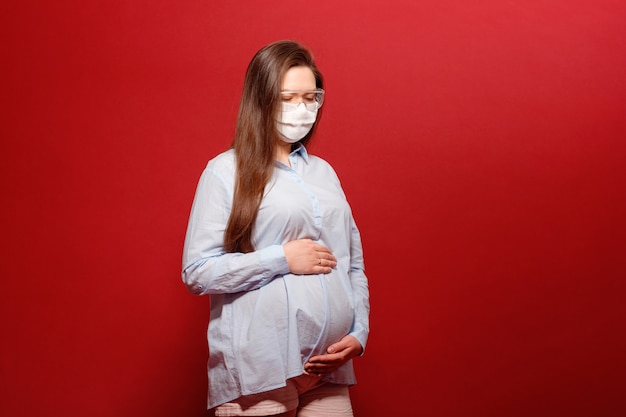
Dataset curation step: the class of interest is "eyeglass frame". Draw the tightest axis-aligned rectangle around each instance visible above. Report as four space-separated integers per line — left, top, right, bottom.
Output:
279 89 325 112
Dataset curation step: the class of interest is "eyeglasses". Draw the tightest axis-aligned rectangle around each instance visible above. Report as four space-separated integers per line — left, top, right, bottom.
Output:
280 89 325 112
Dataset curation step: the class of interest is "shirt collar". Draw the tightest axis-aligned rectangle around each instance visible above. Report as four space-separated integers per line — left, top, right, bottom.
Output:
290 144 309 163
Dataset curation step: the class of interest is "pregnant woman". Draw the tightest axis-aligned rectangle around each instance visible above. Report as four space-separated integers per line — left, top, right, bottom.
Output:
182 40 370 417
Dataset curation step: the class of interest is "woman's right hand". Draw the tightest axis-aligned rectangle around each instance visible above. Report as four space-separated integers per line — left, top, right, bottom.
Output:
283 239 337 275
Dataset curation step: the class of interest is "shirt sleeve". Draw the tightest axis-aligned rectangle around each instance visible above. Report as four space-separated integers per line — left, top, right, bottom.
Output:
323 158 371 353
347 216 371 353
181 166 290 295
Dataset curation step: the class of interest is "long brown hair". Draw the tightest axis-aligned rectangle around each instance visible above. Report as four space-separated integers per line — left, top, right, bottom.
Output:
224 40 324 253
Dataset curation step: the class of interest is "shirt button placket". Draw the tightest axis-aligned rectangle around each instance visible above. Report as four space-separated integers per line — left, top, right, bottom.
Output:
310 194 322 229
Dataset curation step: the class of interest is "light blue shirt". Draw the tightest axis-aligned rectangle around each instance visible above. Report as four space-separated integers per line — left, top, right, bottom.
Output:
182 145 370 409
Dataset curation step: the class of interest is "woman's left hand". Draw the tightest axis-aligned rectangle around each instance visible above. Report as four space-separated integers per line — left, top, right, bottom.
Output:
304 335 363 376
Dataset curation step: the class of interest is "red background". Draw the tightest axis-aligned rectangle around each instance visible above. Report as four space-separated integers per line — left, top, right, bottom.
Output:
2 1 625 416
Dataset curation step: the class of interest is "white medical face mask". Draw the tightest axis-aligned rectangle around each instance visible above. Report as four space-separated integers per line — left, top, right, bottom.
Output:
277 103 318 143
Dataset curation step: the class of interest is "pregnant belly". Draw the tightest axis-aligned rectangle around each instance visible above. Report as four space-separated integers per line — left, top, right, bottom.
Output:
285 271 354 360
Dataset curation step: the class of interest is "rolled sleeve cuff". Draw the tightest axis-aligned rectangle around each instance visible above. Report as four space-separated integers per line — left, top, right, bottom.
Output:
349 327 368 356
258 244 290 277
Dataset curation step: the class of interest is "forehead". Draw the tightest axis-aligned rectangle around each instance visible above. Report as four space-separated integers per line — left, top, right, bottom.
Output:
281 66 316 90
